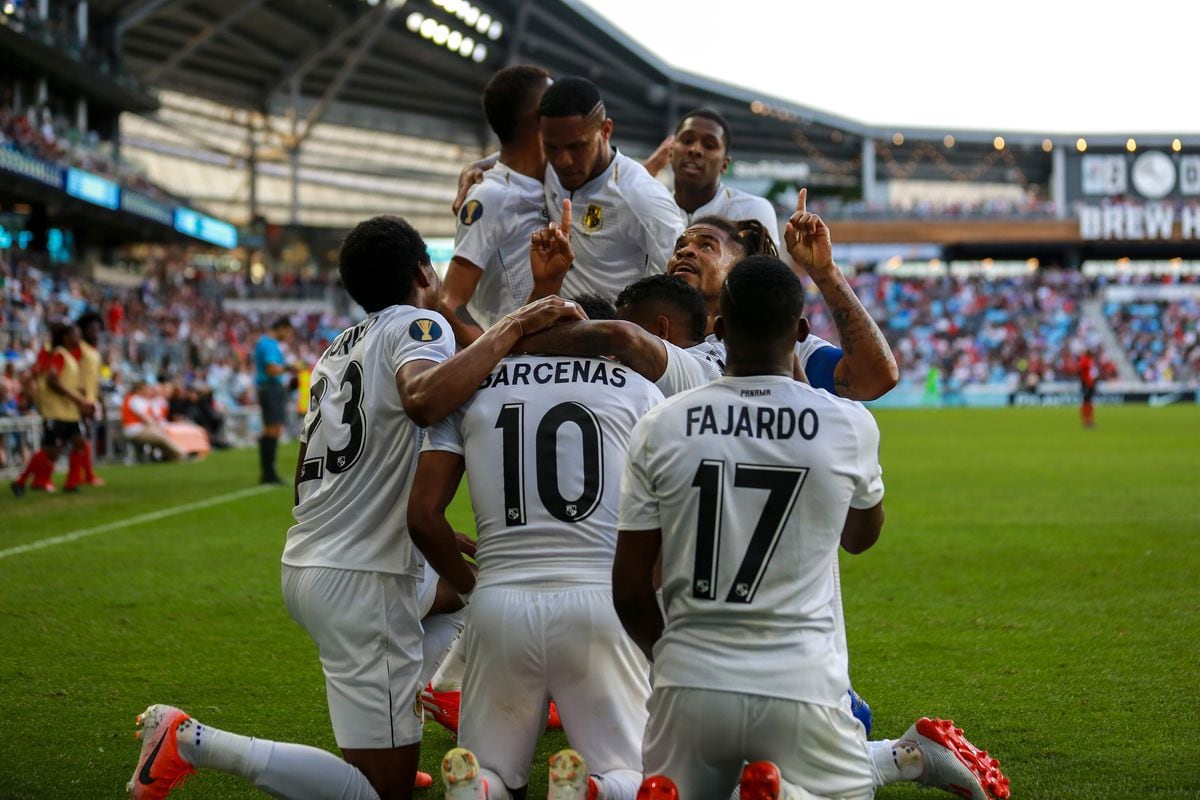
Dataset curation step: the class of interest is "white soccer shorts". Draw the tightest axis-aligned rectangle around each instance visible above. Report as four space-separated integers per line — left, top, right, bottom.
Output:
642 687 875 800
458 584 651 790
281 564 424 749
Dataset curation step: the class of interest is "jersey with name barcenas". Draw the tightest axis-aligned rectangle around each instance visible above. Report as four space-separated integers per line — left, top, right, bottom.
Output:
619 376 883 707
679 181 781 249
425 355 663 589
454 162 548 328
545 150 684 301
284 306 456 576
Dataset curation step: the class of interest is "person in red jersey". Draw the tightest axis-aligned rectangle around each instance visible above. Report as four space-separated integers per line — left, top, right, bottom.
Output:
1078 350 1098 428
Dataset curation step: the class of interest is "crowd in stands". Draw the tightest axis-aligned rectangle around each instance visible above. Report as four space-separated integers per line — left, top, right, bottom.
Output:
0 251 353 469
4 246 1199 468
809 196 1059 221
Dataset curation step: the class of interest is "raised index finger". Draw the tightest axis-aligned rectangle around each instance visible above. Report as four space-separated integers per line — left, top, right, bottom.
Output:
796 187 808 214
561 199 572 235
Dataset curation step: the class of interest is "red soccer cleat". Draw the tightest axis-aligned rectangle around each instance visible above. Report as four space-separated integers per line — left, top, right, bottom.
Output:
906 717 1011 800
414 770 433 789
547 700 563 730
638 774 679 800
126 704 195 800
421 684 461 734
739 761 782 800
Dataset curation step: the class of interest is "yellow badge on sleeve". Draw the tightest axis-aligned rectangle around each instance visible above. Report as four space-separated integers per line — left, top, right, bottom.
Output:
409 318 443 342
460 199 483 226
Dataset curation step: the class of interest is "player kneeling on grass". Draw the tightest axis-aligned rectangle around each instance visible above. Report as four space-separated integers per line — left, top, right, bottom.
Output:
409 298 665 800
614 256 1010 800
126 216 584 800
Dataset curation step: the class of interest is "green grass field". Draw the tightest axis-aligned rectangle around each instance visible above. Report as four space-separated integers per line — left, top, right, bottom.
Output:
1 406 1197 799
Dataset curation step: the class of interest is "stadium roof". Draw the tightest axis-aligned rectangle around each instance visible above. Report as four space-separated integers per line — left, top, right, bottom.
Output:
99 0 1080 185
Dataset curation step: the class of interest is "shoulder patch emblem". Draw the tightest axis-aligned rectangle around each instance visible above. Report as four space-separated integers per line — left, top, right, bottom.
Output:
582 203 603 231
409 318 443 342
460 199 483 226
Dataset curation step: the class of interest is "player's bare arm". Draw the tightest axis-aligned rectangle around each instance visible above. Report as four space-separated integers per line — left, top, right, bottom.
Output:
785 187 899 401
612 529 665 662
396 295 585 427
512 319 668 382
528 199 573 300
438 257 486 347
840 502 885 554
451 152 499 214
408 451 477 598
642 134 675 178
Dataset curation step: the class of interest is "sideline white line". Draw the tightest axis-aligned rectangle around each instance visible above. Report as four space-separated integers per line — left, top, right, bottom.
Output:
0 485 275 561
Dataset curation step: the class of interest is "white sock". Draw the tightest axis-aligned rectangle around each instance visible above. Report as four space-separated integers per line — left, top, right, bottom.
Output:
430 632 468 691
478 766 512 800
592 768 641 800
177 718 380 800
420 610 466 687
868 738 923 786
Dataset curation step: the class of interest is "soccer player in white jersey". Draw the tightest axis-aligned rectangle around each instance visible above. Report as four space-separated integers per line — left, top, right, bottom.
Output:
409 347 665 800
441 65 553 345
615 256 1009 800
651 108 782 248
539 76 684 301
126 216 584 800
667 191 899 401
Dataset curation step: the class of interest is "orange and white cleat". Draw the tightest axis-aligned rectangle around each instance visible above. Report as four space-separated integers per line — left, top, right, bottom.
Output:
547 749 597 800
739 761 782 800
414 769 433 789
904 717 1010 800
422 684 461 735
127 704 195 800
637 774 679 800
442 747 488 800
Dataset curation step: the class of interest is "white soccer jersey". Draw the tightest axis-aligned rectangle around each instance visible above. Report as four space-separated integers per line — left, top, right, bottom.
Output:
619 376 884 707
657 340 721 397
283 306 456 576
454 163 548 328
701 333 843 394
679 181 781 248
545 150 684 301
424 355 664 588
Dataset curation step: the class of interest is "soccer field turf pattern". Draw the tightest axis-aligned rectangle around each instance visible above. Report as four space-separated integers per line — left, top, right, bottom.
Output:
0 406 1197 799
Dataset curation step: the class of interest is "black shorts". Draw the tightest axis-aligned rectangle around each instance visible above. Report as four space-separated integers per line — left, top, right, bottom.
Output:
1082 384 1096 403
42 419 81 449
258 382 287 427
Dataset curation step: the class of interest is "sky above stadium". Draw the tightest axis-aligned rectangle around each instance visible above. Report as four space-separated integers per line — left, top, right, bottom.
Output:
577 0 1197 136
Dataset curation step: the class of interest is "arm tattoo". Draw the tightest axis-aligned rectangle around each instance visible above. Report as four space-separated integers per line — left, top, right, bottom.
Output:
454 304 480 329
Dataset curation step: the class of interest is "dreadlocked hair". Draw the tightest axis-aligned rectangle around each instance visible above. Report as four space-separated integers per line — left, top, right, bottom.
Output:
690 215 779 260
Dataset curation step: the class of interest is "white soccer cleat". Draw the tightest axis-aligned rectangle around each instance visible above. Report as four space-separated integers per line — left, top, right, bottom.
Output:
903 717 1010 800
547 748 596 799
442 747 488 800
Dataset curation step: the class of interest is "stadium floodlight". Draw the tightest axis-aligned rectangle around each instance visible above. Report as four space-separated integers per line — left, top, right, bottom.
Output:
943 134 955 148
433 24 450 44
1042 138 1054 152
476 13 491 33
488 20 503 39
386 0 406 8
367 0 379 5
460 36 475 56
993 136 1005 150
464 6 480 25
1126 138 1137 152
891 132 904 146
406 11 423 31
2 3 14 15
1076 138 1088 152
420 17 438 37
1173 138 1182 152
447 30 462 49
472 43 487 62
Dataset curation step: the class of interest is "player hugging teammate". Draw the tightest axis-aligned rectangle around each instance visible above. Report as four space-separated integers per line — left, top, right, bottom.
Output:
129 69 1009 800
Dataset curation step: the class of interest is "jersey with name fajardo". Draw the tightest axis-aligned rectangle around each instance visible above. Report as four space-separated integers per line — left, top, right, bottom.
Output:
678 181 781 249
544 150 684 302
618 375 883 706
283 306 455 577
424 354 664 590
454 162 549 328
